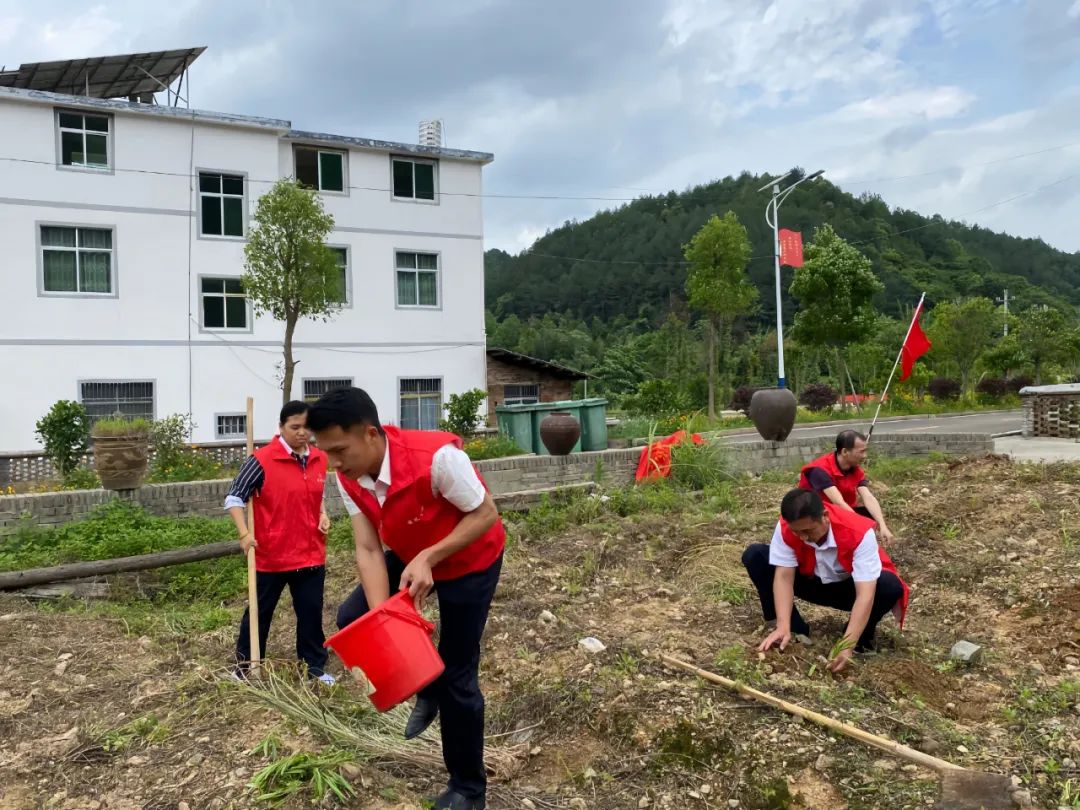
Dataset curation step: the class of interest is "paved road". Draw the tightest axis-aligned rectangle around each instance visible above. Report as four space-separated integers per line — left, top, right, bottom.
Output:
722 410 1023 445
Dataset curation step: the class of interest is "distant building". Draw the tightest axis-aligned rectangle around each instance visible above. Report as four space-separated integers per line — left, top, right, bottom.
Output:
485 348 590 424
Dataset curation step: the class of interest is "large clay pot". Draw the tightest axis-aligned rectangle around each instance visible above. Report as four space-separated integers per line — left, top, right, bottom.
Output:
539 412 581 456
749 388 797 441
92 434 150 490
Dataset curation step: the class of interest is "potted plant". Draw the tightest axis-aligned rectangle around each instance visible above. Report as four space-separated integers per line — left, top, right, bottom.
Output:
91 416 152 490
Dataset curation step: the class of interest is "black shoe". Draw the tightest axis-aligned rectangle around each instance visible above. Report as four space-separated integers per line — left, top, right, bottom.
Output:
433 789 485 810
404 696 438 740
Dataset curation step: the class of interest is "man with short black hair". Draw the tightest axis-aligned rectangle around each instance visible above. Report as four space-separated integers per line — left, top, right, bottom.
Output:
742 488 908 673
307 387 503 810
798 429 894 545
226 400 332 683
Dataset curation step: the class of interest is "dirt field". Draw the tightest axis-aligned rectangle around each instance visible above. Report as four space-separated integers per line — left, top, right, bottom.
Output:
1 455 1079 809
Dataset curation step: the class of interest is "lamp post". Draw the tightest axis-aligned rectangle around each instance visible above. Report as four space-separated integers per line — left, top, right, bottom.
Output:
757 169 824 388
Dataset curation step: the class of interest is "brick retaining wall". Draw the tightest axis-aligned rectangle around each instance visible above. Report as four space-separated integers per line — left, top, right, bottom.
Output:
0 433 992 533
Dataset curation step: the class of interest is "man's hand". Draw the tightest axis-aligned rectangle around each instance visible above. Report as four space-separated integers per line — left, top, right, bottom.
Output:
400 552 435 607
828 647 854 674
318 512 331 534
877 524 895 546
239 533 257 555
758 628 791 653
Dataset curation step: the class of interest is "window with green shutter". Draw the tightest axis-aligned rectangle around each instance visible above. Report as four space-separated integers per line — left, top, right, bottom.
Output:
199 172 246 237
391 157 438 201
57 110 110 169
41 226 114 295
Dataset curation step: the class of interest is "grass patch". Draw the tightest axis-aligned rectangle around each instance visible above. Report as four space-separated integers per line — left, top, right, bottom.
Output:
863 453 938 483
248 749 357 805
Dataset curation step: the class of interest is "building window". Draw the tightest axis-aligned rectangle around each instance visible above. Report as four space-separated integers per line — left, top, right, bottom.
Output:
199 172 245 237
41 226 114 294
503 384 540 406
392 157 437 201
80 380 154 424
329 247 349 304
395 251 439 308
303 378 354 403
294 146 345 193
201 277 249 330
400 378 442 431
216 413 247 439
57 110 110 169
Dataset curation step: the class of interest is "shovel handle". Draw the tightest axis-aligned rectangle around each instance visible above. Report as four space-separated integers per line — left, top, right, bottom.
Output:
660 654 961 774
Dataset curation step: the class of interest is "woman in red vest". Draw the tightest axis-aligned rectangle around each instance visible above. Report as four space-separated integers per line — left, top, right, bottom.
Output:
225 400 333 683
307 387 503 810
742 488 909 674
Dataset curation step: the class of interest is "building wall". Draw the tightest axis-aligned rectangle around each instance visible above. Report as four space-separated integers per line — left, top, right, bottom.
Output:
0 91 489 449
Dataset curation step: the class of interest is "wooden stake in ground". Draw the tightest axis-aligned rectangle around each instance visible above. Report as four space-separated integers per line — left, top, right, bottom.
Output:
660 655 1017 810
245 396 261 676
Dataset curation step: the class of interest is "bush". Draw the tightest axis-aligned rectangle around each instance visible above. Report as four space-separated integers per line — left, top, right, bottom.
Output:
35 400 90 479
728 386 760 413
462 434 526 461
147 414 226 483
623 379 693 417
441 388 486 437
61 467 101 491
928 377 961 401
798 383 838 412
669 439 731 490
975 377 1007 398
1006 375 1034 394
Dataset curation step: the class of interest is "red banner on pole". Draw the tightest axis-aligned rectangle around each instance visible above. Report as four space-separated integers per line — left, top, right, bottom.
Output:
779 229 804 267
900 300 932 381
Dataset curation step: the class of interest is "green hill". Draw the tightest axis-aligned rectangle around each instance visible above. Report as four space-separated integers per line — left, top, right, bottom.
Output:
485 170 1079 325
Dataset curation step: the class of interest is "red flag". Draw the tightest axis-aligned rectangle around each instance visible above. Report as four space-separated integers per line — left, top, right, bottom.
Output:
900 301 932 380
779 229 804 267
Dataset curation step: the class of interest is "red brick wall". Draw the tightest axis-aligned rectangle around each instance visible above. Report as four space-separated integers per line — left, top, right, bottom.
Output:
486 357 576 424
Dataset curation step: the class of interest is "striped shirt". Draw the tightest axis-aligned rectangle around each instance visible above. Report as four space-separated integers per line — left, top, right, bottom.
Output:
223 437 309 511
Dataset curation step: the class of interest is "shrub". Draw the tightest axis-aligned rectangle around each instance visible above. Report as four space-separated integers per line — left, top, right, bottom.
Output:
623 379 693 417
669 438 731 490
61 467 101 491
147 414 226 483
441 388 486 437
798 383 838 412
462 434 526 461
35 400 90 478
1006 375 1034 394
928 377 961 401
728 386 760 413
975 377 1007 398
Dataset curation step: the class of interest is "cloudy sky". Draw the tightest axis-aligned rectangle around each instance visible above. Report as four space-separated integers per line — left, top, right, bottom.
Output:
2 0 1079 254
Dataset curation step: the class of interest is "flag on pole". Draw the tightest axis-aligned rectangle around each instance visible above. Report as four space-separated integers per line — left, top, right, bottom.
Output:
779 229 804 267
900 300 932 380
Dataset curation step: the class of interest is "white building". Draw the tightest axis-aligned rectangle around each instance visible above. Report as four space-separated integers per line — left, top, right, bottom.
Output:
0 49 493 450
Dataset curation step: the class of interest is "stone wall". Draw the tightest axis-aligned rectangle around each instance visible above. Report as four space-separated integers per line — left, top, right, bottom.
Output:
1020 384 1080 438
0 432 992 533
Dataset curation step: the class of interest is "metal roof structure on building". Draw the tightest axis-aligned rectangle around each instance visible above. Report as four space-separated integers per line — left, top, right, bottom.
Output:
486 347 592 379
0 47 204 101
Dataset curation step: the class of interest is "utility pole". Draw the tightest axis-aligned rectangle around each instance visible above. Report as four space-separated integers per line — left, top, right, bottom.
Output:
995 288 1009 336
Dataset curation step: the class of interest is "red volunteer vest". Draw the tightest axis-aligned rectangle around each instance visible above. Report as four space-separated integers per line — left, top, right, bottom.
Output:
799 451 865 508
780 503 910 628
251 438 328 573
336 426 505 581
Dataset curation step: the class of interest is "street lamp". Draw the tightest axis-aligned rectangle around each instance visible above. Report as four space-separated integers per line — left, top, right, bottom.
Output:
757 169 824 388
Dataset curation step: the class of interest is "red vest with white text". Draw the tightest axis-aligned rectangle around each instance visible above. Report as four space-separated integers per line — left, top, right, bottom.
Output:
798 451 865 508
251 438 328 573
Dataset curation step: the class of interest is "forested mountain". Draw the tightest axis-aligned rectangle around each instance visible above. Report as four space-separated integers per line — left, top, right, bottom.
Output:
485 171 1079 326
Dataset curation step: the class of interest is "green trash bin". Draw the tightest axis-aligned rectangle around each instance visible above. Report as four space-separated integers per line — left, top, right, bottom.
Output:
494 404 537 454
576 398 609 451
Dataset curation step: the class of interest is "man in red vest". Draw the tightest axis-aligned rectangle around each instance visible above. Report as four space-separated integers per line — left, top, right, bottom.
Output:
742 488 909 674
225 400 333 683
798 429 894 545
307 387 504 810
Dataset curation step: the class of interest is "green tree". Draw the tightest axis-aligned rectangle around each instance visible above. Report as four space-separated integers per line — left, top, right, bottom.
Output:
441 389 487 436
925 297 998 391
243 179 340 403
35 400 90 479
790 225 883 401
1014 306 1080 384
684 212 756 417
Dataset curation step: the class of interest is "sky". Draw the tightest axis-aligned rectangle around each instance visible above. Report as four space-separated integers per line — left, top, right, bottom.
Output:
2 0 1079 255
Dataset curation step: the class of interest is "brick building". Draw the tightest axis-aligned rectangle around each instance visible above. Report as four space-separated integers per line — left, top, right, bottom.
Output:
485 348 591 424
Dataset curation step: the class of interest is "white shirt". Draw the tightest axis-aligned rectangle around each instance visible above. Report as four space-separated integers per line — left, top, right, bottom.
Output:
336 443 487 516
768 521 882 583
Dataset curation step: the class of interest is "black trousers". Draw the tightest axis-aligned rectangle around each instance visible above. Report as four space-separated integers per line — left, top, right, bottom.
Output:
236 565 329 676
337 551 502 801
741 543 903 649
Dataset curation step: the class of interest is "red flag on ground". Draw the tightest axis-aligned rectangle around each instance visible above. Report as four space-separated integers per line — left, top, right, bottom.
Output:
900 300 932 380
779 229 804 267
